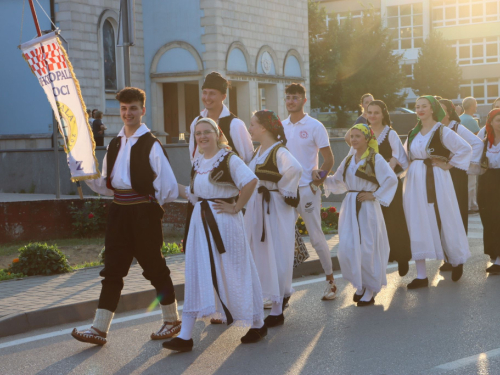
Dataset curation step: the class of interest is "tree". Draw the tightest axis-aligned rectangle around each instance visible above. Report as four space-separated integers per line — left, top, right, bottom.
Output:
411 31 462 99
308 3 407 126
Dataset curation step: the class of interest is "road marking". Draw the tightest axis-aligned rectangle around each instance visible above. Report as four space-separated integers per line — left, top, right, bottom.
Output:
431 347 500 372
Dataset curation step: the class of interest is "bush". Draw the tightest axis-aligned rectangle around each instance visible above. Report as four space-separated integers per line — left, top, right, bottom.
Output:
296 206 339 235
69 199 108 237
8 243 72 276
161 242 183 256
0 269 25 281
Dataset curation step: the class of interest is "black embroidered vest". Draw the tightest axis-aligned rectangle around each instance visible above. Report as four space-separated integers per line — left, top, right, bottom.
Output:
194 113 239 156
378 127 404 175
190 151 238 194
343 149 379 187
407 124 451 162
106 132 169 195
252 143 300 207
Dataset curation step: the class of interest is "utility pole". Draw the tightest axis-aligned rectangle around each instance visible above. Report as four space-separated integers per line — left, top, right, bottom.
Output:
121 0 131 87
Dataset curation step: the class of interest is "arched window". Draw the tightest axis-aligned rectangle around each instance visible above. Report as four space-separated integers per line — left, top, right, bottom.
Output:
103 20 117 91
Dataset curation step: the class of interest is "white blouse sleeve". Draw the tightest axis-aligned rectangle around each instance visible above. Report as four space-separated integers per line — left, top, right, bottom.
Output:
477 126 486 141
276 148 302 198
324 158 348 197
229 154 258 190
388 130 409 170
229 119 254 164
373 154 398 207
456 125 483 174
84 151 114 196
150 142 179 205
442 126 472 171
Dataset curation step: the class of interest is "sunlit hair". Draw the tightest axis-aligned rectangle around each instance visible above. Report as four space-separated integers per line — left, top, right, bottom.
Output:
462 96 477 111
116 87 146 108
439 99 460 124
285 83 306 97
492 97 500 109
359 93 373 112
367 100 391 127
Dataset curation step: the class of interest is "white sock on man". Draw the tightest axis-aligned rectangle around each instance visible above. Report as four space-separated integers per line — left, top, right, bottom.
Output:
415 259 427 279
92 309 114 335
270 301 283 316
177 315 196 340
495 256 500 266
161 300 179 323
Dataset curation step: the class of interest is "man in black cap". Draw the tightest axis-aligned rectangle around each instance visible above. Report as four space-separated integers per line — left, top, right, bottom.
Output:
188 71 253 163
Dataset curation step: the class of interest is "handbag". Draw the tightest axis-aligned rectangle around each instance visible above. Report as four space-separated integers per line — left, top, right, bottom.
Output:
293 225 310 268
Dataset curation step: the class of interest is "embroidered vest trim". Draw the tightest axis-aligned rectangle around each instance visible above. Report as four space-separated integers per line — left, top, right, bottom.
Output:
190 151 238 194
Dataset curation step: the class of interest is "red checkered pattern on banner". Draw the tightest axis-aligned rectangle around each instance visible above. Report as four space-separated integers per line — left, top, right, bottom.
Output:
24 42 67 78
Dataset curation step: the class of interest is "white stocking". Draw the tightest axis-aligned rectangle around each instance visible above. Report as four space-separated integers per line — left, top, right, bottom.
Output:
251 319 264 329
360 289 374 302
178 315 196 340
415 259 427 279
495 256 500 266
270 301 283 316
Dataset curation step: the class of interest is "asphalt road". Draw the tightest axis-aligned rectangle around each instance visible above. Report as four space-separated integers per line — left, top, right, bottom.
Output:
1 237 498 375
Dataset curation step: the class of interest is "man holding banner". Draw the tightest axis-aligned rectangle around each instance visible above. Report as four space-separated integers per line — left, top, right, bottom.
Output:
70 87 181 345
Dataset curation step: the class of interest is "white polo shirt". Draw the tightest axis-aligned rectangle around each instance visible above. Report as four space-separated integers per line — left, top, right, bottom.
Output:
282 114 330 187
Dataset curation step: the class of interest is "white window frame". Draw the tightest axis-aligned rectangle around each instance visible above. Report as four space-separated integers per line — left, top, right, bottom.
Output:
387 3 424 51
460 78 500 105
452 37 500 66
432 0 500 28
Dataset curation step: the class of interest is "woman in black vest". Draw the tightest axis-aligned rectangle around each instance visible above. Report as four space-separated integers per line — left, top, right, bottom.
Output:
366 100 411 276
244 110 302 327
163 118 266 353
403 96 472 289
438 99 483 272
477 109 500 274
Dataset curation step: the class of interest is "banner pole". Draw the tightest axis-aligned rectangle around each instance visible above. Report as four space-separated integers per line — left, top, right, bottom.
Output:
28 0 42 37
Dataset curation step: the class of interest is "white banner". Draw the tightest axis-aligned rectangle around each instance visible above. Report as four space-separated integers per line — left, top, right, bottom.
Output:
21 31 100 182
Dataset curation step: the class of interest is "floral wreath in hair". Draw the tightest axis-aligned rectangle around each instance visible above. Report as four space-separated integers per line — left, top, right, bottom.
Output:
255 109 287 145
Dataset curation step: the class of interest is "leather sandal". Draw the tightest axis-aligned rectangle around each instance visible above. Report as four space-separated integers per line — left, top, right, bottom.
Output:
151 320 182 340
71 327 107 346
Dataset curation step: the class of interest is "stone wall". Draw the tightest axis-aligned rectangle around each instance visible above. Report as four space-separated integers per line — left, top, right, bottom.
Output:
54 0 146 136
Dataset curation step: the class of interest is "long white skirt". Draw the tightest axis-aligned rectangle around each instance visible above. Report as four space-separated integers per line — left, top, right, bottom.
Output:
403 160 470 265
245 189 295 303
183 200 264 327
338 193 390 293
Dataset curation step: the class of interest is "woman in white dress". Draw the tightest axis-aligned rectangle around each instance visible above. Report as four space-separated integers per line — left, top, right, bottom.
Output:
438 99 483 272
403 96 472 289
163 118 265 353
477 109 500 274
324 123 398 306
244 110 302 327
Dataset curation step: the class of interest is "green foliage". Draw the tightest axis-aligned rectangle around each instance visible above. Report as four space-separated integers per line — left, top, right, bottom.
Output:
69 199 108 237
308 2 407 125
99 247 106 264
296 206 339 235
161 242 183 256
0 269 25 281
8 243 72 276
411 31 462 99
72 261 102 270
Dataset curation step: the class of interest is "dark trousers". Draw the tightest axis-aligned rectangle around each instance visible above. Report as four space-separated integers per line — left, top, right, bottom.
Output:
98 202 176 312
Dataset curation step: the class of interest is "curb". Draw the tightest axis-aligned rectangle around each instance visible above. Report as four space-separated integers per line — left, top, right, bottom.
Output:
0 255 339 339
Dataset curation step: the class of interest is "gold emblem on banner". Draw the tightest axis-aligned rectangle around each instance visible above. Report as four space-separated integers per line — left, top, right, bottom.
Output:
56 101 78 153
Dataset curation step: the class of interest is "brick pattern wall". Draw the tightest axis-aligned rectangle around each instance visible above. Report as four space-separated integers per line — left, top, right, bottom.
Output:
54 0 146 136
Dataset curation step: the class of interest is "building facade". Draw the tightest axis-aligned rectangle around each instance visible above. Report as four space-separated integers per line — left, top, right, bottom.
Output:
319 0 500 118
0 0 309 149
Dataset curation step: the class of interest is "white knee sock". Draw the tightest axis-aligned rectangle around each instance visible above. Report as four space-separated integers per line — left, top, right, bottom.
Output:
270 301 283 316
495 256 500 266
360 289 374 302
356 287 365 295
177 315 196 340
415 259 427 279
92 309 114 334
161 300 179 322
251 319 264 329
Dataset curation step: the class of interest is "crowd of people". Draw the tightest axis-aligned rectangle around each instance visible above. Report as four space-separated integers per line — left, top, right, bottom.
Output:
70 71 500 354
87 108 107 146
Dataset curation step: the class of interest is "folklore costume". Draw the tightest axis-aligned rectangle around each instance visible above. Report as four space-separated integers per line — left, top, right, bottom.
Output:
325 124 398 305
403 96 472 287
350 125 411 275
244 110 302 326
164 118 265 353
72 124 180 345
477 109 500 274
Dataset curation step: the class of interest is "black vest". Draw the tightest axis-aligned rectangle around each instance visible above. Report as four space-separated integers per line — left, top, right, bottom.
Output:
378 127 404 175
343 149 379 187
252 143 300 207
407 124 451 162
190 151 237 194
106 132 169 195
195 113 239 156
